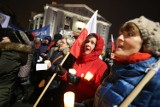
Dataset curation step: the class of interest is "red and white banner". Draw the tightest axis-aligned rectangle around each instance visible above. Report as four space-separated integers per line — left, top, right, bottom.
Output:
70 10 98 58
111 34 115 52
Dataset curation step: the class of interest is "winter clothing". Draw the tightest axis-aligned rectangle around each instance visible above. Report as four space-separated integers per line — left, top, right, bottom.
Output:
40 36 51 52
127 16 160 56
18 31 33 78
94 16 160 107
53 33 62 42
60 33 108 102
45 33 62 54
44 36 52 44
94 54 160 107
0 41 31 107
14 31 34 103
31 41 70 107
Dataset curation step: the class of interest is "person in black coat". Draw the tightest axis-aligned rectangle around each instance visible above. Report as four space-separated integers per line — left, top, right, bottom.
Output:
0 28 32 107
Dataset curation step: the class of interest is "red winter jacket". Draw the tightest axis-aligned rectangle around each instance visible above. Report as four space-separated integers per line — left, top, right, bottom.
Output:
60 33 108 102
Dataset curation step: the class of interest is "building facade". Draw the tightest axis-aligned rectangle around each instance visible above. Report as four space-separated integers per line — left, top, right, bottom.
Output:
29 3 112 49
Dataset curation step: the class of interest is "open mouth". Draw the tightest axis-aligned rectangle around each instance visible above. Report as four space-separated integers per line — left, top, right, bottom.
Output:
85 46 90 50
117 45 124 49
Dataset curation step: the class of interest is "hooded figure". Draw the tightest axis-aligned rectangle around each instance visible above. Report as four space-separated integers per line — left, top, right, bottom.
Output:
94 16 160 107
58 33 108 103
0 28 32 107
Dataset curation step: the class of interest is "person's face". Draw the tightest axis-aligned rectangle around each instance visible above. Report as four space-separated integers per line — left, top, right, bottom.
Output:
56 39 61 47
84 37 97 54
114 24 143 58
44 39 49 44
59 38 69 50
1 37 11 43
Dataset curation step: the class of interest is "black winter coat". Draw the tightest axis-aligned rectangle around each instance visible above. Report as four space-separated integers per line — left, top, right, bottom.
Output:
0 42 31 107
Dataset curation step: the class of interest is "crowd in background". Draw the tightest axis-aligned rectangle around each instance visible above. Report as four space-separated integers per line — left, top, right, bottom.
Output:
1 3 160 107
0 26 112 107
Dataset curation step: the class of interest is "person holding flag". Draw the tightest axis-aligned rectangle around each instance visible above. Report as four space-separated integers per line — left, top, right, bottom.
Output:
94 16 160 107
111 34 115 53
44 10 108 107
56 33 108 105
110 34 115 59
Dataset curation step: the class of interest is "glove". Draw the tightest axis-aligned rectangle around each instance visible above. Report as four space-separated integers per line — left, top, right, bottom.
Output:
54 65 67 76
67 73 80 85
74 98 94 107
74 102 86 107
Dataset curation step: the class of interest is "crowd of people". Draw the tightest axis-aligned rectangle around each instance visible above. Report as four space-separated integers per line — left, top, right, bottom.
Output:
1 4 160 107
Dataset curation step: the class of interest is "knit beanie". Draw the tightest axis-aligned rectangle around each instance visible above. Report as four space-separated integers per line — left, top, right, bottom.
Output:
53 33 62 42
127 16 160 56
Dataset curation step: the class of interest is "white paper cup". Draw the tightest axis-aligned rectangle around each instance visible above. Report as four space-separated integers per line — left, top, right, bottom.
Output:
69 68 76 75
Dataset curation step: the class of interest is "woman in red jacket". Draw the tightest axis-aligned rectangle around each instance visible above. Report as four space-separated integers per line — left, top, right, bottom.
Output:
57 33 108 103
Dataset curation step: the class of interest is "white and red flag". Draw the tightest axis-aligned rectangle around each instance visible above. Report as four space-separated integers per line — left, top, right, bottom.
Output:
111 34 115 52
70 10 98 59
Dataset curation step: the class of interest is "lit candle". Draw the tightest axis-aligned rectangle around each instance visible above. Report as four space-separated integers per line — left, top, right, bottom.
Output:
84 71 93 81
64 91 75 107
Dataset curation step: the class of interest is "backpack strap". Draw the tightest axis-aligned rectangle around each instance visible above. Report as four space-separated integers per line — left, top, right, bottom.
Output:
51 55 63 64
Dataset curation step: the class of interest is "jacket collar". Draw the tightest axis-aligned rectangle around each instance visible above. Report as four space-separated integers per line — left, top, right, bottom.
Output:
0 42 32 53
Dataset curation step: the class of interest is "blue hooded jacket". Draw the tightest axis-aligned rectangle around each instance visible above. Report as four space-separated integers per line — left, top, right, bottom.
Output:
94 57 160 107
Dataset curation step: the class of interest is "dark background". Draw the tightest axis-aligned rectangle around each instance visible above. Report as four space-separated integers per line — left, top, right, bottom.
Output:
1 0 160 37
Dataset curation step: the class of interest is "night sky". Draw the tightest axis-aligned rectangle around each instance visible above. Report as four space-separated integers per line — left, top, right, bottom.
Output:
1 0 160 37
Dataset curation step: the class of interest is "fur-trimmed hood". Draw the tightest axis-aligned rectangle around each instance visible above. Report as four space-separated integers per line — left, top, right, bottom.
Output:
0 42 32 53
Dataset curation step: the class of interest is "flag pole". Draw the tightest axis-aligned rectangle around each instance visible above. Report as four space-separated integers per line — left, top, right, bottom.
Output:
33 52 70 107
111 34 115 53
119 59 160 107
34 10 98 107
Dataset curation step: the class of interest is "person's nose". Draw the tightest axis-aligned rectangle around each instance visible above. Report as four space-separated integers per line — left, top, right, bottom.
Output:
117 34 124 41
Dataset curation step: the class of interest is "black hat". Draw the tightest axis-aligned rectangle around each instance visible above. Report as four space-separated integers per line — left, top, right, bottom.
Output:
53 33 62 42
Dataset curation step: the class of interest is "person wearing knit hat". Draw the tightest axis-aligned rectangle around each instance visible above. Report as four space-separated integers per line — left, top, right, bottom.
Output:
127 16 160 56
93 16 160 107
0 28 32 107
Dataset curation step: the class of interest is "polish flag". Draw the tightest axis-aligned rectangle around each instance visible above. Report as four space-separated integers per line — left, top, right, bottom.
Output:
70 10 98 58
111 34 115 52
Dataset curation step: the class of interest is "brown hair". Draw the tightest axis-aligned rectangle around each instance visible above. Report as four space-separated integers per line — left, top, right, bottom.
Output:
119 22 144 52
119 22 142 36
81 33 98 52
